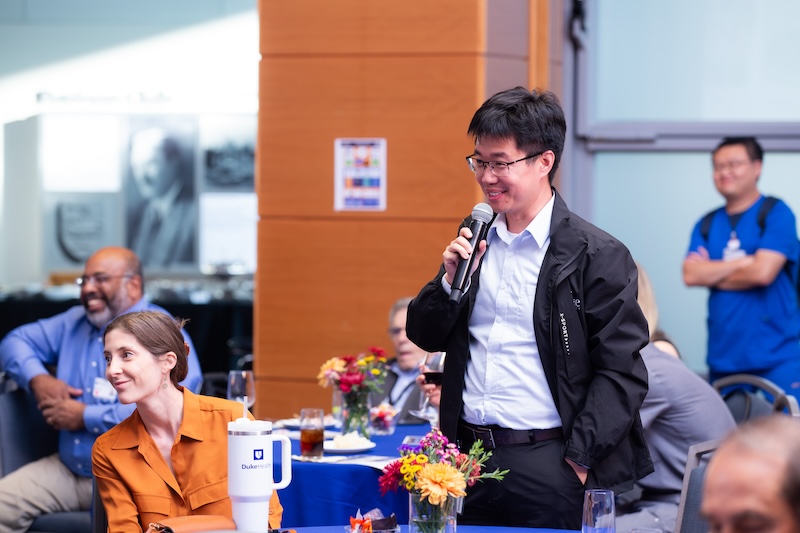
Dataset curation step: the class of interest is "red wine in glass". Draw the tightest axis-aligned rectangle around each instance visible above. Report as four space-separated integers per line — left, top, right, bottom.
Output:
410 352 446 426
423 371 443 386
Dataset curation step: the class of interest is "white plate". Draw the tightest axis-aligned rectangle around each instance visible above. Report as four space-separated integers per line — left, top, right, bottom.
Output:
323 440 377 454
275 415 338 430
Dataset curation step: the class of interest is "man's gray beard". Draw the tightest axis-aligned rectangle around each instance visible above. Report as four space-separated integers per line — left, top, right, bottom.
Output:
86 308 113 329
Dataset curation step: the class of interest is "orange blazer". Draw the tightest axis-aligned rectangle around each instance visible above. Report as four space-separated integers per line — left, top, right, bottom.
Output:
92 388 283 533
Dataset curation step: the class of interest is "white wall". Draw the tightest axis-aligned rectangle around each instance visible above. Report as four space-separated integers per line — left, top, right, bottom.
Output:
0 0 259 286
566 0 800 373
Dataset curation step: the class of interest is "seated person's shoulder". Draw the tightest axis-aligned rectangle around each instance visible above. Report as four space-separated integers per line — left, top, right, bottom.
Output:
651 329 681 359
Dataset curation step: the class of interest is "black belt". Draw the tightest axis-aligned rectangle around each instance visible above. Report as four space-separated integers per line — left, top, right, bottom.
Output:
457 421 563 450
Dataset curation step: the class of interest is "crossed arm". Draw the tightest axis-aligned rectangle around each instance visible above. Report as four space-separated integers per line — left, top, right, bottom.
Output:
683 246 787 290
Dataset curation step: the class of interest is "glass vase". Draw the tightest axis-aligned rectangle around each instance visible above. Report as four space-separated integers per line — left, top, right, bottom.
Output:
341 390 371 438
408 491 458 533
331 387 344 430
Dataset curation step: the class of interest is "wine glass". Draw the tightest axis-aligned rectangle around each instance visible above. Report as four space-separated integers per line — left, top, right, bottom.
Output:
227 370 256 413
409 352 446 426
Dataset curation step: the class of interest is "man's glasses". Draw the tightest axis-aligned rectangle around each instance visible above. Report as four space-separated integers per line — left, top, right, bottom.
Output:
465 151 544 178
75 274 132 287
713 159 753 173
387 327 405 337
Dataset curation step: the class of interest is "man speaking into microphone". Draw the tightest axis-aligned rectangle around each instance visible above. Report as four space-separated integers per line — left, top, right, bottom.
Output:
406 87 652 530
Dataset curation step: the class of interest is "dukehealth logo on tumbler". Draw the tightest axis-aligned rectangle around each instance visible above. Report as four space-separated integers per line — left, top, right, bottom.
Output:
240 448 271 469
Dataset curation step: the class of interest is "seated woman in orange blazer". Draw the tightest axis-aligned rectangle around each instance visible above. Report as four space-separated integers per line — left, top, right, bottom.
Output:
92 311 282 533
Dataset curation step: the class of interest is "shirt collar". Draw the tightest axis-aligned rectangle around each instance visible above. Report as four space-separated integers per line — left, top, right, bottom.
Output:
391 361 420 377
178 388 204 441
488 191 555 247
111 387 202 449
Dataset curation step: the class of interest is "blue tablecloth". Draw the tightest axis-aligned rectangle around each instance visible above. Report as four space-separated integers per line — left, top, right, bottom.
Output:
275 423 429 528
294 527 575 533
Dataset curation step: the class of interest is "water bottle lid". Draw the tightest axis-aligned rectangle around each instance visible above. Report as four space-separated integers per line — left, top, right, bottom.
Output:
228 419 273 435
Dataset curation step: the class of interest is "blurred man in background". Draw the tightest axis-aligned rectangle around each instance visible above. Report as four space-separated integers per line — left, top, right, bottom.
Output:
683 137 800 398
702 415 800 533
371 297 426 424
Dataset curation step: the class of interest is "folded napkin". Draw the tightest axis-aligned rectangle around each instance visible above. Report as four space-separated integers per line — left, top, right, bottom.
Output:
290 454 396 470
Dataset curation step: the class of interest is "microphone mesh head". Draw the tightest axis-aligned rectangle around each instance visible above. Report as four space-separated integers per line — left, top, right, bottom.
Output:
472 203 494 223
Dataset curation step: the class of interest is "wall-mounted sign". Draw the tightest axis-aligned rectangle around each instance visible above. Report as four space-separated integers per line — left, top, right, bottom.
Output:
333 138 387 211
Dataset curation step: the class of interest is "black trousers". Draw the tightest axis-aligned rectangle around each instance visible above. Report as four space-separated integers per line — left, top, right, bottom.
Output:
459 437 585 529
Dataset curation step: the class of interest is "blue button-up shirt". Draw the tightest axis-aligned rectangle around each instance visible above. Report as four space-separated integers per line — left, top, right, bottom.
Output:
0 298 203 477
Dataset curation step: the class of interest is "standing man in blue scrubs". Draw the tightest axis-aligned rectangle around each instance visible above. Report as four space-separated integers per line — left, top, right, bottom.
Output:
683 137 800 397
0 246 203 532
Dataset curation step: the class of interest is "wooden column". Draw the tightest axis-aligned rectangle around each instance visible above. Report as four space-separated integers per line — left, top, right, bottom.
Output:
256 0 558 419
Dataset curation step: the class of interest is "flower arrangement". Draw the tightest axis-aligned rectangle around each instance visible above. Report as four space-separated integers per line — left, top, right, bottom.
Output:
369 402 399 436
317 346 388 437
378 428 508 533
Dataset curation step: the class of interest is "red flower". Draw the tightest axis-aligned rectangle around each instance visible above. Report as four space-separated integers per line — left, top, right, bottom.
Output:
455 453 482 486
339 372 365 394
378 460 403 496
369 346 387 358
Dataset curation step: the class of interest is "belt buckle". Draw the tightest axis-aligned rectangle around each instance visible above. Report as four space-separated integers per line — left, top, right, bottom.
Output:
472 427 496 449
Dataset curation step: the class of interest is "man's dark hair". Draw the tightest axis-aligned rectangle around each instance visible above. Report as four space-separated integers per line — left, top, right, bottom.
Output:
467 86 567 183
713 136 764 162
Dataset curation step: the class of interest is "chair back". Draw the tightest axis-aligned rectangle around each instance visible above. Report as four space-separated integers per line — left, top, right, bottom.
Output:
0 374 91 533
92 478 108 533
675 439 721 533
712 373 800 424
0 380 58 476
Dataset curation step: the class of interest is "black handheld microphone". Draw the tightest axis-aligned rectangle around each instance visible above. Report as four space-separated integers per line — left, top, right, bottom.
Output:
449 202 494 304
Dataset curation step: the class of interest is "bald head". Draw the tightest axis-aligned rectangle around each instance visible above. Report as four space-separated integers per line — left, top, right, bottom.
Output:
80 247 144 328
702 415 800 533
88 247 142 278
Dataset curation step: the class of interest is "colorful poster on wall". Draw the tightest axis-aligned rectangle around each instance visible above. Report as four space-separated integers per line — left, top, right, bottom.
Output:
334 138 387 211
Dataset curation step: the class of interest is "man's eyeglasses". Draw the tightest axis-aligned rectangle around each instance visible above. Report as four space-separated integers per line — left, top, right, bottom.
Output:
75 274 133 287
465 151 544 178
713 159 753 173
387 327 405 337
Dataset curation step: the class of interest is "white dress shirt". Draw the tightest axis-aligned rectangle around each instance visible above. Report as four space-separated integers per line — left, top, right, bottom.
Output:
459 193 561 429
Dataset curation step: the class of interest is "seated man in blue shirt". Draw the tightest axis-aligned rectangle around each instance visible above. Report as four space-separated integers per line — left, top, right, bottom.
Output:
0 246 202 532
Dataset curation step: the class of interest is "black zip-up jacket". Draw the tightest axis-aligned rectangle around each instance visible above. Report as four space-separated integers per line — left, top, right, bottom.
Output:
407 190 654 493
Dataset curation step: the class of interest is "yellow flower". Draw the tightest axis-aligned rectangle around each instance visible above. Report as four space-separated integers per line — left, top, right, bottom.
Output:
416 463 466 506
316 357 346 386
